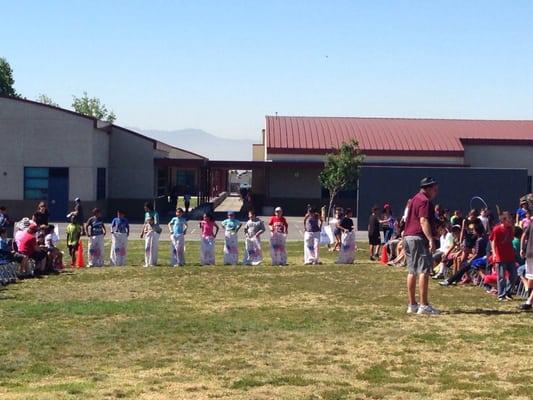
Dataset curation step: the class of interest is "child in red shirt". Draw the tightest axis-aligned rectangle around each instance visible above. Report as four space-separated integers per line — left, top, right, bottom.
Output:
490 212 517 301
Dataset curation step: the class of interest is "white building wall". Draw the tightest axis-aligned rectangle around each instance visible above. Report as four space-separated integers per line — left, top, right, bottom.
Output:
0 98 105 201
463 144 533 177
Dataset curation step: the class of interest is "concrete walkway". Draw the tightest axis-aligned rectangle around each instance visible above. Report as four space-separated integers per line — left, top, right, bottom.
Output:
214 195 243 213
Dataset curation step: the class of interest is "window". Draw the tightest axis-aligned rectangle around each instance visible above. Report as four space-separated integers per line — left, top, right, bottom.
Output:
156 168 169 196
176 170 195 189
97 168 106 200
24 167 49 200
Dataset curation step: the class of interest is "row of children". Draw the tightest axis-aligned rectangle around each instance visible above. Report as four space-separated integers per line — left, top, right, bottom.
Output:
142 206 356 267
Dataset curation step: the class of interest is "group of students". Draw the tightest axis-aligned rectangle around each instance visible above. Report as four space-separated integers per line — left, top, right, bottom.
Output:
0 202 69 284
143 205 356 267
376 195 533 309
0 199 360 283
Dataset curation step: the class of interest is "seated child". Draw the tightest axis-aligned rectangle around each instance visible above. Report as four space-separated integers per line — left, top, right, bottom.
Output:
44 224 63 271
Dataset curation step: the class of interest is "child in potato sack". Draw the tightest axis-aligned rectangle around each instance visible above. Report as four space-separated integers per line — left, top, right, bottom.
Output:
86 208 106 267
110 210 130 266
199 213 219 265
168 208 188 267
141 216 159 267
221 211 242 265
243 210 266 266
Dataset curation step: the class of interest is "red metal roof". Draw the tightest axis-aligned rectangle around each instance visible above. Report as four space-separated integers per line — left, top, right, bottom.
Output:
265 116 533 156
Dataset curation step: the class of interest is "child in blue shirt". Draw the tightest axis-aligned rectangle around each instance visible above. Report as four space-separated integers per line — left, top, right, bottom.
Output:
168 208 188 266
221 211 242 265
110 210 130 266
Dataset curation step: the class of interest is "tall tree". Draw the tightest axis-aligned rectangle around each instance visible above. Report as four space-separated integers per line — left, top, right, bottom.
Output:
0 57 17 97
36 93 59 107
319 140 365 220
71 91 117 123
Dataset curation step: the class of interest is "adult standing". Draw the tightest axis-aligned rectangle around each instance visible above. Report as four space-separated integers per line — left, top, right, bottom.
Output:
184 192 192 214
403 177 440 315
32 202 50 226
490 211 517 301
368 206 381 260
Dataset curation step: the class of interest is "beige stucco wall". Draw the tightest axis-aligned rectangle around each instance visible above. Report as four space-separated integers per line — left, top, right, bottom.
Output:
0 98 107 201
108 126 155 199
463 144 533 176
252 144 265 161
269 167 322 198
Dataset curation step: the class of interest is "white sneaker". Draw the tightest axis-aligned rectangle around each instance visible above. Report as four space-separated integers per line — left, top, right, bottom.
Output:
406 304 419 314
417 304 440 315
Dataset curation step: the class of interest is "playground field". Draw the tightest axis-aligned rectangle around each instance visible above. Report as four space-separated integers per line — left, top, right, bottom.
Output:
0 239 532 400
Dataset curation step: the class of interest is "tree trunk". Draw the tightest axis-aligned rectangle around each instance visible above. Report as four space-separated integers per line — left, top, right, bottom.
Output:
326 191 337 223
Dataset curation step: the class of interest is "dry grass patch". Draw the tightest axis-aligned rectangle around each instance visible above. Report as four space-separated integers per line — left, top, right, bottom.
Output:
1 240 532 399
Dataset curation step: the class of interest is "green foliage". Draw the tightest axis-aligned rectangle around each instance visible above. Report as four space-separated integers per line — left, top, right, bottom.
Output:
71 91 117 123
319 139 364 215
0 57 17 97
36 93 59 107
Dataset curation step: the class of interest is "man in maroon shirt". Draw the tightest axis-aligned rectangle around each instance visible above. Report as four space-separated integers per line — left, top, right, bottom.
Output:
404 177 439 315
489 211 517 301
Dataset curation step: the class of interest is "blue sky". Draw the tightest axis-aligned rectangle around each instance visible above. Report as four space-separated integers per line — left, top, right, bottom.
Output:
3 0 533 139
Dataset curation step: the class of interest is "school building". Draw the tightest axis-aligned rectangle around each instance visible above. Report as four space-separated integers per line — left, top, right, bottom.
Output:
251 116 533 229
0 96 210 221
2 94 532 227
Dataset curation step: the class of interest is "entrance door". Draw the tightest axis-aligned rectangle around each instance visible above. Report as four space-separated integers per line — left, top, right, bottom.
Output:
48 168 69 220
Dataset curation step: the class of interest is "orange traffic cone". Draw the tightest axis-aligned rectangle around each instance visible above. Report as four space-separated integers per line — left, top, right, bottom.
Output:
75 240 85 268
380 246 389 264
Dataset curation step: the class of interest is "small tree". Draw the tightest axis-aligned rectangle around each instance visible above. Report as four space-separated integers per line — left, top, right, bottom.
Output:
36 93 59 107
319 139 365 220
0 57 17 97
72 91 117 123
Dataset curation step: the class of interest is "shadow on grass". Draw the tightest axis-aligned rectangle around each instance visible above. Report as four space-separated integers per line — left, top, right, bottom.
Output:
447 308 522 315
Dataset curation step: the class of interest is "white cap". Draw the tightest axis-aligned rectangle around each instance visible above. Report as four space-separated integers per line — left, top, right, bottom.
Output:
74 197 80 202
275 207 282 212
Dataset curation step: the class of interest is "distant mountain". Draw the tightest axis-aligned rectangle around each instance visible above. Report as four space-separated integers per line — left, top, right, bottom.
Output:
133 128 258 161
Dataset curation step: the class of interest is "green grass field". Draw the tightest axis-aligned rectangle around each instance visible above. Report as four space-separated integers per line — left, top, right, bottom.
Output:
1 239 532 400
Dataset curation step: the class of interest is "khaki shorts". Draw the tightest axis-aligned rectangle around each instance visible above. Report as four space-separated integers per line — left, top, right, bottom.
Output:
403 236 433 275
